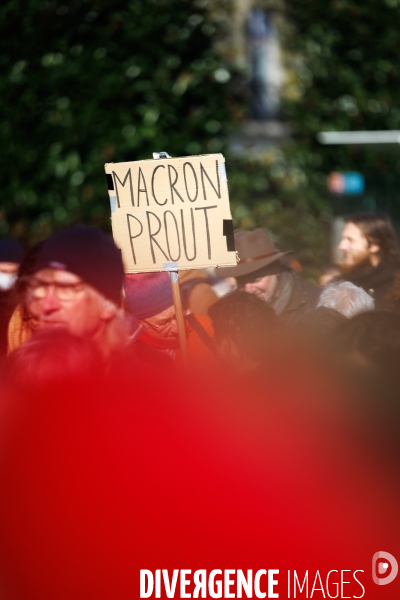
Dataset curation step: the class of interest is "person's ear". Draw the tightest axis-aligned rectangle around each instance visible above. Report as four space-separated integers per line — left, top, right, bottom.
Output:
369 243 380 255
99 297 118 321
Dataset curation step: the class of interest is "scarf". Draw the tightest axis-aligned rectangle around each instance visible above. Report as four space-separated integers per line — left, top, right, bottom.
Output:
140 328 181 350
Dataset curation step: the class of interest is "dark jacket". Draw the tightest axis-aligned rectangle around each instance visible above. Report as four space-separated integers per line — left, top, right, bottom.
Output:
273 271 321 325
338 262 400 310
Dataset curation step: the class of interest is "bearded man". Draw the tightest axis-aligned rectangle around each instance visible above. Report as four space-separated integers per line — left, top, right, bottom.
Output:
337 212 400 309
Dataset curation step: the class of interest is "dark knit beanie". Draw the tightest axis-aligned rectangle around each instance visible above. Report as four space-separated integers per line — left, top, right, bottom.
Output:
33 226 124 306
124 272 173 319
0 238 24 263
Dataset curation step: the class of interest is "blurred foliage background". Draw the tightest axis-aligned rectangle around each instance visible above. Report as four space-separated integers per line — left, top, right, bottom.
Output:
2 0 400 279
228 0 400 280
0 0 237 243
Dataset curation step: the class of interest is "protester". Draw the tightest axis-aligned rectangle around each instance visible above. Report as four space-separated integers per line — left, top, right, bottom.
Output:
3 329 103 391
8 226 127 358
0 238 23 355
124 272 215 369
317 281 375 318
217 228 320 323
208 290 281 377
330 310 400 441
293 306 347 345
0 238 23 287
7 242 43 353
179 268 218 316
337 212 400 309
333 309 400 376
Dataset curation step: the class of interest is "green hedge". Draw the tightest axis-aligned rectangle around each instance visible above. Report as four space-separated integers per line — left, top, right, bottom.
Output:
228 0 400 280
0 0 235 243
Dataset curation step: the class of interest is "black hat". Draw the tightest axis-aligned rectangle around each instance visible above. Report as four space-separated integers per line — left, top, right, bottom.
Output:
0 238 24 263
33 226 124 306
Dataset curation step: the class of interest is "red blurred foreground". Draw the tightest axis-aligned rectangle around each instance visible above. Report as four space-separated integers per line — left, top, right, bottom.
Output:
0 357 399 600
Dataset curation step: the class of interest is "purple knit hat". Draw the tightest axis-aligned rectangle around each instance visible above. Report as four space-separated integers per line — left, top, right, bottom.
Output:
124 272 173 319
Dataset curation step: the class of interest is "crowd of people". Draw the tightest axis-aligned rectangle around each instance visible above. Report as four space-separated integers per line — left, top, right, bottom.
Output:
0 212 399 599
0 211 399 386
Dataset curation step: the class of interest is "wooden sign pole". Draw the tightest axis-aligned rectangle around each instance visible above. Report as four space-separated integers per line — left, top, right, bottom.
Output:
168 269 189 367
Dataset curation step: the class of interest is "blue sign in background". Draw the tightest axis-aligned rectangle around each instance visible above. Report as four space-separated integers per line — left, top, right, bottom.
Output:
343 172 364 194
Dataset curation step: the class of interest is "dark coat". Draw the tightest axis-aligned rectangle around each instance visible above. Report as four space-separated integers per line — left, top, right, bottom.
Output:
338 262 400 310
276 271 321 325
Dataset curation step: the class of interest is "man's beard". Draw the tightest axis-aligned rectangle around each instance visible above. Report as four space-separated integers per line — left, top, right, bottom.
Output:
339 255 374 276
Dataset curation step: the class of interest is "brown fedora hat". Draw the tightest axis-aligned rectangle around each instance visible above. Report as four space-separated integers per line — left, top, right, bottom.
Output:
217 228 293 278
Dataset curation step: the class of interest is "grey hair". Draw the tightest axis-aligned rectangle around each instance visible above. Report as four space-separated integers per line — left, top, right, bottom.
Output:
95 289 129 355
317 281 375 318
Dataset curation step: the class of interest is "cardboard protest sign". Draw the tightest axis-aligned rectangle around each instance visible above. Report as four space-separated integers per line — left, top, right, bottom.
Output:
104 154 237 273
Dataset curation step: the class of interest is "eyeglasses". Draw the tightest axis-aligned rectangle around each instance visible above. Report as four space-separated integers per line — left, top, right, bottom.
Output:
26 277 87 301
142 316 178 334
142 311 188 334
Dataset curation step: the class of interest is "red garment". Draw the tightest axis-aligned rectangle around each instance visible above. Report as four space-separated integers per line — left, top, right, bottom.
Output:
140 315 215 370
139 328 180 351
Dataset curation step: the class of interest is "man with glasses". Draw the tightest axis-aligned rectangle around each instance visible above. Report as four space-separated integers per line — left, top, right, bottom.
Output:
124 272 215 369
217 228 320 324
19 226 127 357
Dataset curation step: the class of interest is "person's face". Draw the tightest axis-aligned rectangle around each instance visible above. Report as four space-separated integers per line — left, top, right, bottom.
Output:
0 262 19 275
26 268 114 339
0 262 19 290
338 223 379 267
240 273 279 303
140 305 181 340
